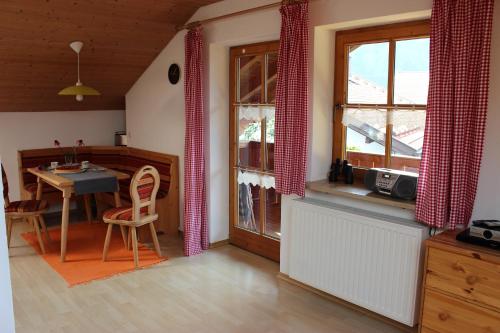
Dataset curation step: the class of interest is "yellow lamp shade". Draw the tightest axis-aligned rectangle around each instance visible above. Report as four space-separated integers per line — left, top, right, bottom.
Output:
59 42 100 102
58 84 100 96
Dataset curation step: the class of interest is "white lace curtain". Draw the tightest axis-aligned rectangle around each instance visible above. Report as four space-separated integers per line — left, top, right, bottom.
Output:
238 105 275 122
237 170 275 189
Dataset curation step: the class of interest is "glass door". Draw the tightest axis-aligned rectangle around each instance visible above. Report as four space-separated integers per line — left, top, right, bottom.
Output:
229 41 281 262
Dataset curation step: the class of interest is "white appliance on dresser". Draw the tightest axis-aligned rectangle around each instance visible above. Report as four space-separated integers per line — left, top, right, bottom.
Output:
280 196 428 327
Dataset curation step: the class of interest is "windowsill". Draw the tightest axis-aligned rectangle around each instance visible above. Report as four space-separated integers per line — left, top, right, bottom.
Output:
306 179 416 211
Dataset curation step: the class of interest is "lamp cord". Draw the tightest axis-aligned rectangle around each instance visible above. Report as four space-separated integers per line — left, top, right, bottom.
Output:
77 52 80 84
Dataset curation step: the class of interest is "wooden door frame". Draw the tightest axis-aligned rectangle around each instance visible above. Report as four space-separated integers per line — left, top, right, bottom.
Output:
229 41 280 262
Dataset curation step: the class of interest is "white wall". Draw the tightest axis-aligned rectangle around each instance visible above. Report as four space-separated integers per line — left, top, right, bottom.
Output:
473 2 500 220
125 32 187 233
207 43 231 243
126 0 280 241
0 110 125 201
0 160 15 333
126 0 500 243
199 2 280 243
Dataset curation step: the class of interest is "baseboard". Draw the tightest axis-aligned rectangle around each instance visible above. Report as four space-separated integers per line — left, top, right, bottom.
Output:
276 273 418 333
174 234 229 249
209 239 230 249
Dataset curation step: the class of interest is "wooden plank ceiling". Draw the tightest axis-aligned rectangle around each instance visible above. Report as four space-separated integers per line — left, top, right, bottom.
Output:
0 0 218 112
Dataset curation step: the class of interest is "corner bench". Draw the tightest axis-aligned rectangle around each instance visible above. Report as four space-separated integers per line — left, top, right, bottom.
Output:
17 146 180 236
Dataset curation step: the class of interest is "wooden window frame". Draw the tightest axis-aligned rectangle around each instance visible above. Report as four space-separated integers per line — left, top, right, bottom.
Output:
333 20 430 178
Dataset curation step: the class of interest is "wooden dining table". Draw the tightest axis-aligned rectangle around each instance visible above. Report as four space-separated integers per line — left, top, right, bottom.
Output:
28 166 130 262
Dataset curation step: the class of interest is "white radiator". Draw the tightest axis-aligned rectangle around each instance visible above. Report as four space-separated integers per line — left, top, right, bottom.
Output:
282 198 427 326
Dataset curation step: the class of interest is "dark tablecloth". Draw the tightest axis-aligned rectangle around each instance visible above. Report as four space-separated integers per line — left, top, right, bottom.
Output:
60 169 118 195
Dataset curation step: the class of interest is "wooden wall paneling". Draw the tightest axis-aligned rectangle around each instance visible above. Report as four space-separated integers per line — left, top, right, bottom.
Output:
0 0 218 112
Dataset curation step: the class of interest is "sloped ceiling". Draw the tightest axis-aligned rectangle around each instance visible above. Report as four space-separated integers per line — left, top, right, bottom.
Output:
0 0 218 112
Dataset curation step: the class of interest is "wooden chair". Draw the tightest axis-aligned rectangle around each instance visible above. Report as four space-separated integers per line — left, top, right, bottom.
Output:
102 165 162 268
2 164 50 254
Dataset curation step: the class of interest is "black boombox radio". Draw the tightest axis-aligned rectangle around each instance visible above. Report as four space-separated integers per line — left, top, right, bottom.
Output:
364 168 418 200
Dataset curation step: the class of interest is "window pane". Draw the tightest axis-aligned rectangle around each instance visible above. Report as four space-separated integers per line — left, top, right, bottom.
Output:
347 42 389 104
238 118 261 168
238 183 260 233
265 188 281 239
344 108 386 168
394 38 430 105
266 53 278 104
266 111 275 171
238 55 263 103
390 110 426 173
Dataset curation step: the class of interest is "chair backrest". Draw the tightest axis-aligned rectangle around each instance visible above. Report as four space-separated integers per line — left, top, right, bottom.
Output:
1 164 9 206
130 165 160 222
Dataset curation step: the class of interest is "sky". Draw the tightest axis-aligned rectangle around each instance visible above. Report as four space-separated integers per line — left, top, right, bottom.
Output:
345 38 430 160
349 37 430 88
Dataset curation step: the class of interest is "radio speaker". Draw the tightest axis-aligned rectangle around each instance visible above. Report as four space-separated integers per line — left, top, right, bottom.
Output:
364 169 378 191
392 178 417 200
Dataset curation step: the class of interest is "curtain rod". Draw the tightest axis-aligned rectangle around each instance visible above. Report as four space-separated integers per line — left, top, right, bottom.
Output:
176 0 309 32
341 104 427 111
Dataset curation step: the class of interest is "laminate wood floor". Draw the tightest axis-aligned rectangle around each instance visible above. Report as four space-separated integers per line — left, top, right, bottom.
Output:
8 221 405 333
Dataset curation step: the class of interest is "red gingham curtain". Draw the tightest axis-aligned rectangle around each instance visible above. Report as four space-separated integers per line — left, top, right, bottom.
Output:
183 27 208 255
416 0 494 229
274 1 310 197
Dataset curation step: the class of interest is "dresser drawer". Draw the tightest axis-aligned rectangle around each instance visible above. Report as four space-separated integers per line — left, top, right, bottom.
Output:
420 326 440 333
422 289 500 333
426 247 500 310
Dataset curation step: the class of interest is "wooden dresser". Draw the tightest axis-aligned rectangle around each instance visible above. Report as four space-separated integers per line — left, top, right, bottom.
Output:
419 230 500 333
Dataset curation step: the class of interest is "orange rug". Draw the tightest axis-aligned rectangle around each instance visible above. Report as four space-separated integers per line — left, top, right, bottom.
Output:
22 223 167 287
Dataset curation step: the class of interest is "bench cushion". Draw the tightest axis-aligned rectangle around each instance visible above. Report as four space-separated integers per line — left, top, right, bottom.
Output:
5 200 48 214
24 183 59 195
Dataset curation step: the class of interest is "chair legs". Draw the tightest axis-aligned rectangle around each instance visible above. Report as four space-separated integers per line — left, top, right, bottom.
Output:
149 223 162 257
83 194 93 223
6 216 13 248
119 226 128 249
127 227 132 250
38 215 51 242
31 216 46 254
102 224 113 261
103 223 161 269
130 226 139 269
6 214 49 253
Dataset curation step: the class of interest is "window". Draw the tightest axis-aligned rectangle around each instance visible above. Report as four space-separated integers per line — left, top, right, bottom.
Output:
333 21 430 174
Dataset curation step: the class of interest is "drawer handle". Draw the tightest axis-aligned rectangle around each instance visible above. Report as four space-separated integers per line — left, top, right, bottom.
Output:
466 275 478 285
452 262 466 273
438 312 450 321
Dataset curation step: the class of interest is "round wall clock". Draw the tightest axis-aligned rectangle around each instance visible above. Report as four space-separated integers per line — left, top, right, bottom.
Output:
168 63 181 84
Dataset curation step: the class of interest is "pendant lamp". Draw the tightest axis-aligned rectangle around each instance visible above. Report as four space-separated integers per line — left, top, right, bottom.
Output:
58 41 100 102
